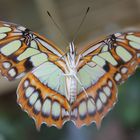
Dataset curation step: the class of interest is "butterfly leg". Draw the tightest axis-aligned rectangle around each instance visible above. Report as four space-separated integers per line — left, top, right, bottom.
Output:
73 74 95 105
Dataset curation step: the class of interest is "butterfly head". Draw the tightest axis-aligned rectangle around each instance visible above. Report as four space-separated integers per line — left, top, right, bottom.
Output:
69 42 76 56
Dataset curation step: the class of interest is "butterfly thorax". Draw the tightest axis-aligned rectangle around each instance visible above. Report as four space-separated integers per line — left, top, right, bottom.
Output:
64 42 79 104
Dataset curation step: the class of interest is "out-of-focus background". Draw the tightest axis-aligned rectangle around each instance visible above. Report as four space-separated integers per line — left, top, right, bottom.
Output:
0 0 140 140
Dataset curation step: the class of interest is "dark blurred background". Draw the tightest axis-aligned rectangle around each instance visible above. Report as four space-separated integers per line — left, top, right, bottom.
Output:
0 0 140 140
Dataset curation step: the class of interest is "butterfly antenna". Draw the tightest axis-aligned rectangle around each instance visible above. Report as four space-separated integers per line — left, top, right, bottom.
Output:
47 11 69 43
72 7 90 42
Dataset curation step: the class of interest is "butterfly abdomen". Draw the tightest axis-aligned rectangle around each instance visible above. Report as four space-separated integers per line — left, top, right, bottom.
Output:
69 77 77 103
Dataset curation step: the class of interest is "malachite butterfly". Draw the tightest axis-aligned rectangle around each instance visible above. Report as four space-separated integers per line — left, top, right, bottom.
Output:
0 21 140 130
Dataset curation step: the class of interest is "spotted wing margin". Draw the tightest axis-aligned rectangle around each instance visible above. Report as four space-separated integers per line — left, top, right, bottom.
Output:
70 62 117 128
70 32 140 128
17 61 71 129
0 21 65 80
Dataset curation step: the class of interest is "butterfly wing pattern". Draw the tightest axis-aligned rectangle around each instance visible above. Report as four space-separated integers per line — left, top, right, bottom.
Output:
0 21 64 80
0 21 70 129
0 21 140 129
70 32 140 128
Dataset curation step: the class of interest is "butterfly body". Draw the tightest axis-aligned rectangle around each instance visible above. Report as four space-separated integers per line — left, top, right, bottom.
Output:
0 21 140 129
64 42 80 103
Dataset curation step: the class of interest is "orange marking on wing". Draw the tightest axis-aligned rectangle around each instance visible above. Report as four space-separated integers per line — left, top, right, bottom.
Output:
0 54 28 80
17 72 70 129
71 74 117 128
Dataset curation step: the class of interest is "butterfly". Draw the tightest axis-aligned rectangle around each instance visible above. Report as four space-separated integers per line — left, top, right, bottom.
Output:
0 21 140 130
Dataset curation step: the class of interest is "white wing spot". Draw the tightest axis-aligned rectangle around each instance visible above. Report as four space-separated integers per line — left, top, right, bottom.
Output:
17 26 26 31
52 101 61 119
121 67 128 74
24 80 29 88
96 99 103 111
25 86 34 98
34 99 42 112
79 101 87 118
115 73 122 82
108 80 113 88
103 86 111 97
8 68 16 77
42 98 51 116
2 62 11 69
87 98 96 115
29 91 39 106
3 24 10 27
114 33 122 37
99 91 107 104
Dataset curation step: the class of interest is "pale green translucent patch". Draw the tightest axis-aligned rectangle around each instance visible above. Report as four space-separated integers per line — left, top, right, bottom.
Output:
30 40 38 49
58 76 65 96
29 92 38 105
126 35 140 44
25 87 34 98
17 48 40 61
78 66 92 89
77 64 105 94
99 52 118 66
48 69 62 90
92 55 106 67
77 82 82 93
0 33 6 39
42 99 51 115
99 91 107 104
33 62 65 96
30 53 48 67
87 98 96 114
101 45 108 52
116 46 132 62
34 100 41 112
129 41 140 50
96 99 103 111
79 101 87 116
0 27 11 33
1 40 21 56
52 102 60 117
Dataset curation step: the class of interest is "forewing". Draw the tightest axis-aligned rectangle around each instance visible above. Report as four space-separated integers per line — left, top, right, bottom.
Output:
17 61 70 129
0 21 64 80
80 32 140 84
71 32 140 128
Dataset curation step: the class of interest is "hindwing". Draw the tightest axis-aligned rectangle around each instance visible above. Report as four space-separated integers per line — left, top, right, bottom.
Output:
17 61 70 129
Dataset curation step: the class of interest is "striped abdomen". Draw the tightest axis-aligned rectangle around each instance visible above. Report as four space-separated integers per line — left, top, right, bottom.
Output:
69 77 77 104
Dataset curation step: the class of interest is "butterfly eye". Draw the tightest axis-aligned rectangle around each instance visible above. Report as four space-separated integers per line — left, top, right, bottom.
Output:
72 51 74 54
111 34 116 42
